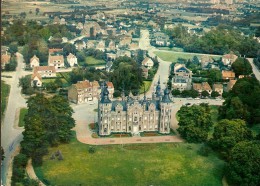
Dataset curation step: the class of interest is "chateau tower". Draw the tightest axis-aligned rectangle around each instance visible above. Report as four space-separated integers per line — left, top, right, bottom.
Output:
159 88 173 134
98 83 112 136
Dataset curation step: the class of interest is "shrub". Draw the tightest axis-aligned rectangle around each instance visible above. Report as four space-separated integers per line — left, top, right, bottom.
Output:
88 146 96 154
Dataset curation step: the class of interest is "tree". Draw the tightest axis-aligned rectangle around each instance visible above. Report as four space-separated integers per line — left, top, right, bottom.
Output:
201 90 209 98
35 8 40 15
63 43 77 56
172 89 181 96
19 76 34 95
231 57 252 77
1 146 5 161
211 91 220 98
177 104 213 143
209 119 253 158
225 141 260 186
8 43 18 54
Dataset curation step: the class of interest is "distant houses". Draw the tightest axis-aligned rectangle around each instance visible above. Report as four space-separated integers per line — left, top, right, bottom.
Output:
193 82 212 95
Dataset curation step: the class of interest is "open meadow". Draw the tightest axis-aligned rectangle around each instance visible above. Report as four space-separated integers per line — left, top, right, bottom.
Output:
154 51 222 63
35 136 225 186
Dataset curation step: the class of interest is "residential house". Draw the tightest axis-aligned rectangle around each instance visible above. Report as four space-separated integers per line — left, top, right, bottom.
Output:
213 83 223 95
222 70 235 80
67 53 77 67
108 41 116 51
81 21 101 37
30 55 40 68
76 22 84 30
116 50 131 58
226 79 237 91
33 66 56 78
1 53 11 69
107 53 117 61
200 55 213 69
142 67 149 79
75 40 86 50
49 48 63 54
142 57 154 69
60 18 66 25
119 36 132 48
48 54 64 69
222 52 238 66
193 82 212 95
129 42 139 51
31 73 42 87
172 64 192 91
96 40 106 51
153 32 170 46
68 80 114 104
86 40 96 49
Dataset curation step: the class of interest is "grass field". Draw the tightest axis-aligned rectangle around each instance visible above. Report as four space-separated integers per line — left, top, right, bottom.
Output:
157 47 184 52
140 81 152 94
35 136 225 186
154 51 221 63
1 80 10 116
85 56 105 66
18 108 28 127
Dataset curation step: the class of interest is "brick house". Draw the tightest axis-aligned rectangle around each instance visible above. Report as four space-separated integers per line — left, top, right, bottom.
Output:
68 80 114 104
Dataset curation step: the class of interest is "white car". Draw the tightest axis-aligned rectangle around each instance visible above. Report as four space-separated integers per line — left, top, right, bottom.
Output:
216 98 222 101
187 97 193 100
194 97 200 100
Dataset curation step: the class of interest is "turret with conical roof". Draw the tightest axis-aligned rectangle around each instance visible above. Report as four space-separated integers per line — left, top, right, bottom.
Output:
100 82 111 103
161 88 172 103
155 78 161 98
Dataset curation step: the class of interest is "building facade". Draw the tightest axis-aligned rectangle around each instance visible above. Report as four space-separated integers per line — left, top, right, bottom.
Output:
171 64 192 91
98 80 173 136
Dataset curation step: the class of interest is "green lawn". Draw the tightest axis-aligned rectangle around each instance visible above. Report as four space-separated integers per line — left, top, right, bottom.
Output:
154 51 221 62
18 108 28 127
1 80 10 116
157 47 184 52
85 56 105 66
140 81 152 94
35 137 225 186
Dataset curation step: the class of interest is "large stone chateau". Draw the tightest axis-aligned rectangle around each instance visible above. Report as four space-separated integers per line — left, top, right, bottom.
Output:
98 80 173 136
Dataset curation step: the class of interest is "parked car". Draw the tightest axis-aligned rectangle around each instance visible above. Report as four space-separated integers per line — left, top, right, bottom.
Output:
187 97 193 100
216 98 221 101
185 103 191 106
194 97 200 100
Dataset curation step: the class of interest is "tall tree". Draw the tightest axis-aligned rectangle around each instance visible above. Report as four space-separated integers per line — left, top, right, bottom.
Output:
210 119 253 158
177 104 213 143
225 141 260 186
231 57 252 77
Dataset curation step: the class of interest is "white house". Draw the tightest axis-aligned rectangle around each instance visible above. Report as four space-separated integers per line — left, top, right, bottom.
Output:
67 53 78 67
30 55 40 68
142 57 154 69
31 73 42 87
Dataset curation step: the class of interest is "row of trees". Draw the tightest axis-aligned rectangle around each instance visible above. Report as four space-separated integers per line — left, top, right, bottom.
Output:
165 24 260 58
172 89 220 98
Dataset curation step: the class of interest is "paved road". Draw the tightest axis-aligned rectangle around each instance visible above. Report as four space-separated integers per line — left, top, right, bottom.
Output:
248 58 260 82
1 53 28 185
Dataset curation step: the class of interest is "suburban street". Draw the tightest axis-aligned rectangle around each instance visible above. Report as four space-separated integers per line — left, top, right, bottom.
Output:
1 53 29 185
248 58 260 82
